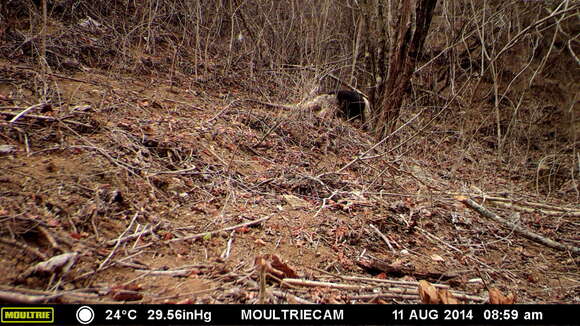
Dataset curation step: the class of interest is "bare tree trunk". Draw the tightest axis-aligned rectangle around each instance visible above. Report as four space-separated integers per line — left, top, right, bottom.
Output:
373 0 437 138
39 0 49 98
40 0 47 67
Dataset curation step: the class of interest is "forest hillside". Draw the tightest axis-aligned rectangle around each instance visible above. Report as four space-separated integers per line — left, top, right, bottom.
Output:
0 0 578 304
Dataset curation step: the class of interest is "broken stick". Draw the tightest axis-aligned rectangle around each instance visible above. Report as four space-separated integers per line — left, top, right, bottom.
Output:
457 196 580 254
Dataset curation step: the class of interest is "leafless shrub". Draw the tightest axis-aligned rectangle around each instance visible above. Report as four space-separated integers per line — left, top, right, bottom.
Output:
2 0 577 198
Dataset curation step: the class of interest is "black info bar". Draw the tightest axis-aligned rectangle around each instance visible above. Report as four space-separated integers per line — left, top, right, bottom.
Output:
0 304 574 325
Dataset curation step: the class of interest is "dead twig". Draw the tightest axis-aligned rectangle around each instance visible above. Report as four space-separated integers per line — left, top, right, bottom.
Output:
336 109 424 173
0 286 116 304
470 195 580 216
8 103 48 123
282 278 417 297
221 230 236 260
457 196 580 254
313 190 337 218
347 293 418 302
490 200 580 217
113 260 148 269
1 110 93 128
105 222 161 246
169 214 273 243
206 99 244 124
98 212 139 271
281 278 373 290
149 166 198 176
37 226 62 251
135 269 192 277
369 224 395 252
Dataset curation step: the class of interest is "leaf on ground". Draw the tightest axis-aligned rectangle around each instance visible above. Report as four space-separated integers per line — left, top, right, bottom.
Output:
254 254 298 279
269 254 299 279
419 280 460 304
488 288 516 304
418 280 441 304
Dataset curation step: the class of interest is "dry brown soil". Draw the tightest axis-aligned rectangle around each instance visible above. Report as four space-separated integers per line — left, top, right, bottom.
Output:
0 60 578 304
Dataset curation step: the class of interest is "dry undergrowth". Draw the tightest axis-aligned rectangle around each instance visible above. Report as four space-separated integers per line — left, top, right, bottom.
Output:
0 0 578 305
0 60 578 304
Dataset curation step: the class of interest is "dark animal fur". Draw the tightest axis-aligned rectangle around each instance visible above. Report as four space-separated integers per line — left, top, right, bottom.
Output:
326 90 368 122
247 90 371 127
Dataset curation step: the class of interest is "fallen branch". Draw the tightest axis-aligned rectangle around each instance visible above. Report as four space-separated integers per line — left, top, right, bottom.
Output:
350 291 485 303
169 214 273 243
450 193 580 216
457 196 580 254
477 195 577 212
490 200 580 217
282 277 485 303
281 278 375 290
113 260 148 269
0 286 103 304
347 293 418 301
1 110 92 128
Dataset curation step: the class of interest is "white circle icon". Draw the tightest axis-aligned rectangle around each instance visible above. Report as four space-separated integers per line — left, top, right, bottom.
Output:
76 306 95 325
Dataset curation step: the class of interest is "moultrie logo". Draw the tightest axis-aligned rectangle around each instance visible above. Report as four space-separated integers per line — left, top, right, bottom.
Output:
1 307 54 323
